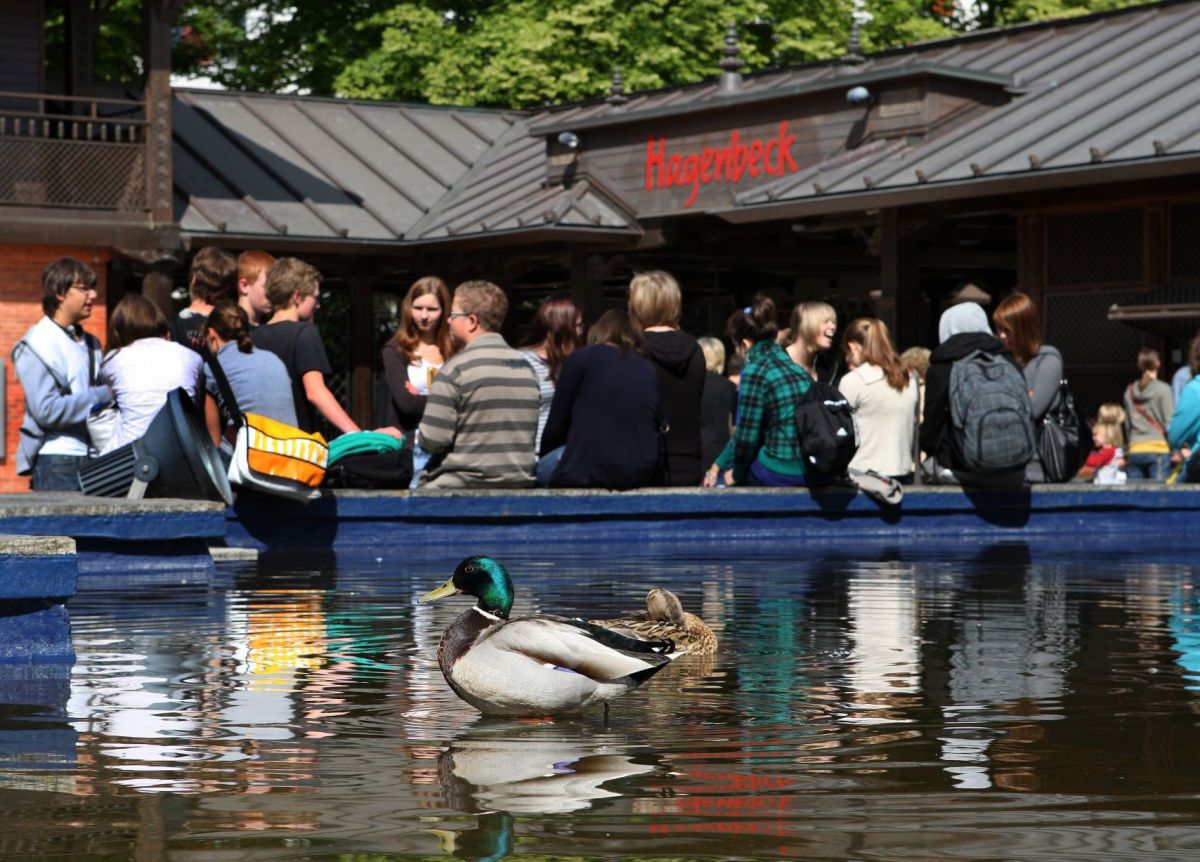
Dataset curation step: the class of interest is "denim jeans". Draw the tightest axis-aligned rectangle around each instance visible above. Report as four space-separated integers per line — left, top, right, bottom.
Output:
30 454 84 492
536 446 565 487
1126 452 1169 481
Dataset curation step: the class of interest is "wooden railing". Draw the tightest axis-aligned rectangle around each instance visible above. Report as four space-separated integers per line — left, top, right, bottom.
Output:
0 90 152 213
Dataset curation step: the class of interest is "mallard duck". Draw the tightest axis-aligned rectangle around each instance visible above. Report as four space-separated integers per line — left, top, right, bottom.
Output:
419 556 676 717
590 588 717 656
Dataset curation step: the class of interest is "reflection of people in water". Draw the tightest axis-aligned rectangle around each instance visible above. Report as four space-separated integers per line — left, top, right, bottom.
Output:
935 543 1072 792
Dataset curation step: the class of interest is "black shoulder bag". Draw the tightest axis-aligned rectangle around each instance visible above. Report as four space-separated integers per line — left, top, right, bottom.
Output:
1037 378 1089 483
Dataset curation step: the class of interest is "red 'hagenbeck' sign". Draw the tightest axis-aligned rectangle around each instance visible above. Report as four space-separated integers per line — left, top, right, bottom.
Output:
644 120 799 209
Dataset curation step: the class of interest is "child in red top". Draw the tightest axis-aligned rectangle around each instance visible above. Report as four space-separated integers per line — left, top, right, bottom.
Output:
1080 403 1126 484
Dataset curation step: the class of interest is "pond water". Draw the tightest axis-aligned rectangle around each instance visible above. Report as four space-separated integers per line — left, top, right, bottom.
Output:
3 541 1200 860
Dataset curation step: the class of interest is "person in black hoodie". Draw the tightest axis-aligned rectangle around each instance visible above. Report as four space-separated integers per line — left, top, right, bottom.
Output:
920 301 1024 485
628 271 706 486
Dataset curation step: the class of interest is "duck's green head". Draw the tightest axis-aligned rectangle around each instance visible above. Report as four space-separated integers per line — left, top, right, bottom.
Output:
419 556 514 618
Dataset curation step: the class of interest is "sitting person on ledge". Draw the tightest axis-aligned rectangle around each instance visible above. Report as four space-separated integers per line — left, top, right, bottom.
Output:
101 293 203 454
537 309 663 489
416 280 539 489
919 301 1031 488
704 295 809 488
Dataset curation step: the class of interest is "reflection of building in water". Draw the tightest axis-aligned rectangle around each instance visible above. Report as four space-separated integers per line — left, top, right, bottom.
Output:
935 547 1076 791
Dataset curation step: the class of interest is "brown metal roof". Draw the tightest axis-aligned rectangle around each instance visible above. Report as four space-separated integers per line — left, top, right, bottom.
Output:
173 1 1200 247
173 89 519 242
723 0 1200 216
407 119 639 242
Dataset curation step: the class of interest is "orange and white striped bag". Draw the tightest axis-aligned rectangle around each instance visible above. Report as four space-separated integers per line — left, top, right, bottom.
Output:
228 413 329 502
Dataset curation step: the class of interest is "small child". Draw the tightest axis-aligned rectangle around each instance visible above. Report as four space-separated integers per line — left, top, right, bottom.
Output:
1085 403 1127 485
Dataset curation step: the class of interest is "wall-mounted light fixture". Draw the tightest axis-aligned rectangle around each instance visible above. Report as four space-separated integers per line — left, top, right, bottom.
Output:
557 131 581 150
846 85 873 106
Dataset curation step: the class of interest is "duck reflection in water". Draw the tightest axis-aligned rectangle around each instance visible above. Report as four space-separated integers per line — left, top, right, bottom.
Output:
429 811 513 862
437 720 657 815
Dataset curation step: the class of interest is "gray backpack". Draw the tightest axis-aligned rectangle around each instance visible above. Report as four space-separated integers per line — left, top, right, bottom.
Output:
949 350 1034 474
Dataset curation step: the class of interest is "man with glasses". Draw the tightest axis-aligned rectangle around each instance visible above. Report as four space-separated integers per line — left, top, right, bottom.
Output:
416 280 539 488
11 257 114 491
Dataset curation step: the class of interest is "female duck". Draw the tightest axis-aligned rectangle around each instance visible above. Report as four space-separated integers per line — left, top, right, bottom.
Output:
420 556 675 717
591 589 717 656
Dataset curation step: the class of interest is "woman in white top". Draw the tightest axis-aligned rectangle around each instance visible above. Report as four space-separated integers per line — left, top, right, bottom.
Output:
518 294 584 453
101 293 203 454
381 277 454 485
838 317 919 480
381 277 453 434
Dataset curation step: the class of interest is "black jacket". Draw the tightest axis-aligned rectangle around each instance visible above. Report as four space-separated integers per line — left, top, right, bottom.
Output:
643 330 706 486
920 333 1019 469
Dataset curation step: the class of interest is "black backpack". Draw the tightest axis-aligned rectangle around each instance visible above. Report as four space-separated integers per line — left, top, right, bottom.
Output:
323 448 414 489
794 381 859 476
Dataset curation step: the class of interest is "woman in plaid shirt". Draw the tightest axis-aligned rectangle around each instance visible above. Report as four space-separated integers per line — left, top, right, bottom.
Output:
704 296 812 487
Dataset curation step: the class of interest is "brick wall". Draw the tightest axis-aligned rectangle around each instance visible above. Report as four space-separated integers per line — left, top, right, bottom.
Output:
1 245 110 494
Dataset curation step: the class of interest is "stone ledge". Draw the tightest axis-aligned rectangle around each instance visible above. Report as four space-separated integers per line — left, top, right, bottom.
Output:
0 535 76 556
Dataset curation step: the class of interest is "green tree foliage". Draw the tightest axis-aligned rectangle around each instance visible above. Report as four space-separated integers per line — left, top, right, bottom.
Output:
48 0 1153 105
334 0 966 107
963 0 1142 30
43 0 144 87
175 1 401 94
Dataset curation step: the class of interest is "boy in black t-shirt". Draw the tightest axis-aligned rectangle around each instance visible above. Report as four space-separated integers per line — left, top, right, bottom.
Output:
250 257 362 436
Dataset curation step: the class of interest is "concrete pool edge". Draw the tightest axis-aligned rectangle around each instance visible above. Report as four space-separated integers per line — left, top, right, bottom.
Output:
225 484 1200 550
1 487 1195 562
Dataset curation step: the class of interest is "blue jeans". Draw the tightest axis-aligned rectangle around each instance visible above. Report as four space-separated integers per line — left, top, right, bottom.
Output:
536 446 565 488
1126 452 1169 481
31 454 84 492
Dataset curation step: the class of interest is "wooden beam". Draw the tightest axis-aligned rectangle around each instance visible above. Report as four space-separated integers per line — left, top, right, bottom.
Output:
879 208 920 349
143 0 174 225
349 279 375 428
1015 213 1046 314
569 245 605 324
65 0 93 97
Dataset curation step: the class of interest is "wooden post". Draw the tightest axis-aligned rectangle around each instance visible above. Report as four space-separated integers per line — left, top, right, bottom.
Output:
65 0 93 98
1015 213 1046 314
879 208 919 349
569 245 605 324
143 1 178 225
349 279 375 428
1144 204 1167 289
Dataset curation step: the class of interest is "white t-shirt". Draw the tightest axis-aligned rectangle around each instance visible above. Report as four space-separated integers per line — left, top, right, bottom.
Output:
838 363 919 478
406 356 441 396
102 337 203 453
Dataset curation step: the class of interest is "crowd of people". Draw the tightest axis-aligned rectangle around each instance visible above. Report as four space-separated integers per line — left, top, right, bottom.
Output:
11 252 1200 494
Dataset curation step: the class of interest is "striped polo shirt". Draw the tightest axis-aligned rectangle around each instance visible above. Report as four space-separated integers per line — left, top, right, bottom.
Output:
417 332 539 488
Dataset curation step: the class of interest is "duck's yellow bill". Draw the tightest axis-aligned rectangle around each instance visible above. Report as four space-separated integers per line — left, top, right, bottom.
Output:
420 578 459 603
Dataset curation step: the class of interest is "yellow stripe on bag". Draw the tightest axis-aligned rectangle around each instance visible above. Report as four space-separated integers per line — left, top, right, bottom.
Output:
243 413 329 486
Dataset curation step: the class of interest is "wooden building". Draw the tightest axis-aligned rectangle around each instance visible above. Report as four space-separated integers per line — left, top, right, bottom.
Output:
3 0 1200 491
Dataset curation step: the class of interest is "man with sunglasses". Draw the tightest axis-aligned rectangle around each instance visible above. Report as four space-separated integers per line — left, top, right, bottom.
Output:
12 257 114 491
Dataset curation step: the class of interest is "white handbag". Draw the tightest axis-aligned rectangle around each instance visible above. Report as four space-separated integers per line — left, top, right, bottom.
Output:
86 404 119 452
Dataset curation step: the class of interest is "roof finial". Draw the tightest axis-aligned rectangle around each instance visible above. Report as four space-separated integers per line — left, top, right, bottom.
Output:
718 21 744 94
609 66 627 106
840 1 870 66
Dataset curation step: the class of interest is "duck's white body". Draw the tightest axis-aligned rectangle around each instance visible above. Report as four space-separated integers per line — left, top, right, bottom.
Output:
438 607 673 717
422 557 677 717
